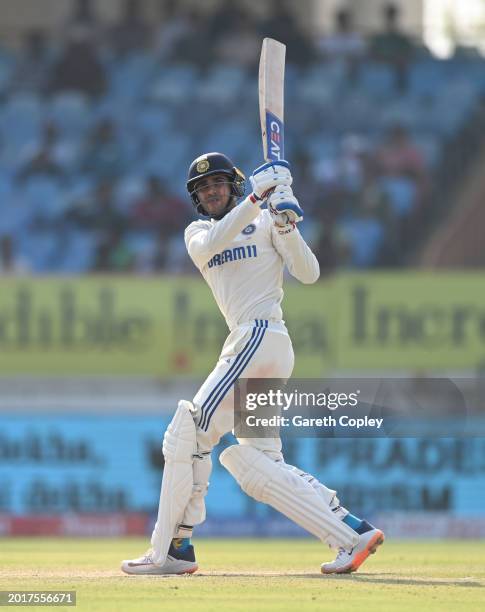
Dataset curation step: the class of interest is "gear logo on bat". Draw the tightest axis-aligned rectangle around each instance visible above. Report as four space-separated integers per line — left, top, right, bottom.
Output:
265 111 284 161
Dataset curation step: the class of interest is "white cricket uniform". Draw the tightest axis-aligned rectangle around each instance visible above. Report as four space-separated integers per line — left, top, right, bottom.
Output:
171 195 321 535
184 195 319 452
154 193 357 546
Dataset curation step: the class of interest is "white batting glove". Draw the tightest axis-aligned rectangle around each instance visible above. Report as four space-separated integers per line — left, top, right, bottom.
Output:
249 160 293 200
268 185 304 234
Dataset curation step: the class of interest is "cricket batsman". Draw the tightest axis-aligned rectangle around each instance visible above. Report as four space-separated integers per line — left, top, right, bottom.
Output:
122 153 384 575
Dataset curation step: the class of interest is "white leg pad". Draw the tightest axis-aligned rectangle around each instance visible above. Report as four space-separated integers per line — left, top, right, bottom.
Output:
151 400 197 565
219 444 358 550
176 451 212 534
279 463 349 520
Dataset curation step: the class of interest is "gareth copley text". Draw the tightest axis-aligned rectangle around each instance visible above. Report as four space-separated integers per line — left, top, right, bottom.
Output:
245 414 384 429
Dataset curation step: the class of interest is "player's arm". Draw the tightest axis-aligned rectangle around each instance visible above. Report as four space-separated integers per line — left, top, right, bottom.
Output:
185 161 292 269
185 196 262 269
269 187 320 284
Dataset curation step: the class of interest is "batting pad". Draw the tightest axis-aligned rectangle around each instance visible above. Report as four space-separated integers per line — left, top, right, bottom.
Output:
220 444 359 550
177 451 212 534
151 400 197 565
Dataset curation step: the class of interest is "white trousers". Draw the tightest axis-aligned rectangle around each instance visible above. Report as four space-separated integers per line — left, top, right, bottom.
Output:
195 319 293 456
171 319 342 537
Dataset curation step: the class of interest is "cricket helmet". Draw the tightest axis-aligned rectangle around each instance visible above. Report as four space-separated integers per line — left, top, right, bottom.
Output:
186 152 245 217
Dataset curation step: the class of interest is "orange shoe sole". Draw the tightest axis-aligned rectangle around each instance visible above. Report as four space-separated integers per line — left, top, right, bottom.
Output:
322 530 385 575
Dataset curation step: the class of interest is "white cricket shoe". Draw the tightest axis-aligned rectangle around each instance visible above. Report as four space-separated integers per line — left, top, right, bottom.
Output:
321 527 384 574
121 543 198 575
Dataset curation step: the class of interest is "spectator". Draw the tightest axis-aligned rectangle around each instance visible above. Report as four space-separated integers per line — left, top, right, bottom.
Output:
18 121 77 181
9 30 51 94
338 134 372 194
317 8 366 81
375 122 428 188
48 37 107 98
260 0 315 65
94 228 135 272
207 1 245 45
63 0 100 45
369 2 415 91
110 0 153 57
171 7 211 68
155 0 195 62
131 175 190 237
336 199 385 268
313 222 339 275
17 122 66 183
81 118 125 180
374 122 429 250
67 178 124 234
215 13 260 70
66 178 131 271
0 235 30 274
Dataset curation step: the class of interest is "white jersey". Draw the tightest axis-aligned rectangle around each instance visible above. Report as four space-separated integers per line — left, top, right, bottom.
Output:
184 196 320 331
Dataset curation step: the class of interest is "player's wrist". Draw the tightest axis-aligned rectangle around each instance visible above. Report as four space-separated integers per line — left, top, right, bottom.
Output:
249 192 267 208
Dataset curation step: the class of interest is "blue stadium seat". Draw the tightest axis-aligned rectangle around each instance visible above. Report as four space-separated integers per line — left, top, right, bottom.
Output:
47 92 91 137
413 132 441 168
337 216 384 267
359 62 396 97
149 64 199 104
0 50 15 96
17 229 62 273
409 59 447 98
198 66 247 104
298 63 341 107
21 176 66 222
0 173 18 235
201 123 254 160
141 133 191 180
0 93 43 145
116 175 147 213
126 231 158 255
134 106 174 139
55 229 96 273
380 176 417 217
109 52 157 102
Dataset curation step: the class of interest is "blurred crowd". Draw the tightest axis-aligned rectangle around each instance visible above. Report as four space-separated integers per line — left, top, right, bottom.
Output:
0 0 484 275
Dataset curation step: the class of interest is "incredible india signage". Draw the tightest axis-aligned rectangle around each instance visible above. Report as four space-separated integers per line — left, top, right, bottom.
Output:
0 273 483 377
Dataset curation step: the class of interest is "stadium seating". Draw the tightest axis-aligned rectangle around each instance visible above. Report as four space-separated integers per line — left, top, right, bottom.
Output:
0 40 483 274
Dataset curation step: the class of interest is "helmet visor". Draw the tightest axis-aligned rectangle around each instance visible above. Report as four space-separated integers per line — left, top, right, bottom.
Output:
193 174 234 198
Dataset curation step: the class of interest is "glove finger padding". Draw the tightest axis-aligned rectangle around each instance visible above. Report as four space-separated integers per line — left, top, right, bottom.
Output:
268 186 304 226
249 160 293 200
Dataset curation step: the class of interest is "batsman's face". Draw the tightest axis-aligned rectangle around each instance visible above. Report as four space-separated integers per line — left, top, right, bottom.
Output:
195 174 232 216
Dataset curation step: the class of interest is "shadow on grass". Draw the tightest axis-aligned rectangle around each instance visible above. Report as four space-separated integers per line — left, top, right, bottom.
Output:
194 572 484 587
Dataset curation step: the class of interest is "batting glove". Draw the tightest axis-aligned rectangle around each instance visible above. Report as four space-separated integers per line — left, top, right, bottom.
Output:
268 185 303 234
249 160 293 201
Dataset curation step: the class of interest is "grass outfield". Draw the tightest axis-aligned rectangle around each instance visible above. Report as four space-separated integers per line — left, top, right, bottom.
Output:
0 538 483 611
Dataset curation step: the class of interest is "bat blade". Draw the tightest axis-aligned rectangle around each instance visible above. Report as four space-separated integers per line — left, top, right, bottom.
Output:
259 37 286 162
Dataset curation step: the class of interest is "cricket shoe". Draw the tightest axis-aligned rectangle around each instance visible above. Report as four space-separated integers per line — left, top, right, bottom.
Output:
321 525 384 574
121 541 198 575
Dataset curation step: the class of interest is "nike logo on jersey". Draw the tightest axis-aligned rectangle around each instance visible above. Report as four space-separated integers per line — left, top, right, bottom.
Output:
208 244 258 268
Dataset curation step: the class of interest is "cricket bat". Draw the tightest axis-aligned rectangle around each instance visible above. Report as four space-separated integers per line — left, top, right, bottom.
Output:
259 38 286 162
